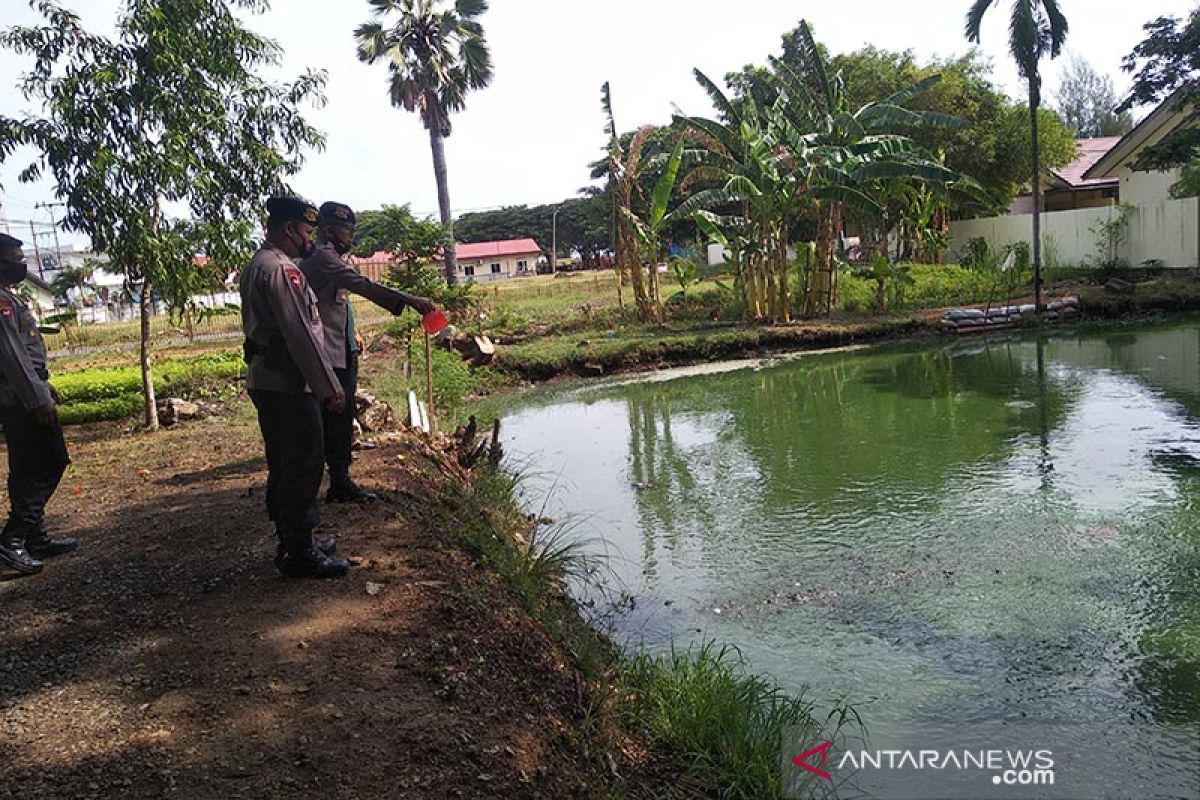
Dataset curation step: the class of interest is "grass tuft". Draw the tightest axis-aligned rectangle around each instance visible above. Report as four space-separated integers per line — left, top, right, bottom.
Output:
617 642 846 799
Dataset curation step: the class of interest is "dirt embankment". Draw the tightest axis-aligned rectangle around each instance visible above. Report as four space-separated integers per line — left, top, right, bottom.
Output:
493 279 1200 385
0 412 665 799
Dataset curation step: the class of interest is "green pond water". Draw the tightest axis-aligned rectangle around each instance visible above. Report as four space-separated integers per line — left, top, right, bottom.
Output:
497 322 1200 787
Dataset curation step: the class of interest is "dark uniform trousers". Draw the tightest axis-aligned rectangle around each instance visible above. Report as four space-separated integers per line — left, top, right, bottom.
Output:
249 389 324 544
0 402 70 540
322 352 357 481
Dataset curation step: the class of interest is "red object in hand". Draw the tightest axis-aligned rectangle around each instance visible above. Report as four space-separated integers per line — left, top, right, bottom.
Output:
421 308 448 335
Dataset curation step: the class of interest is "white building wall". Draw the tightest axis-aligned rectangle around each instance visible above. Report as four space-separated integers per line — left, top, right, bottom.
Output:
949 197 1199 269
1120 167 1182 207
455 254 538 282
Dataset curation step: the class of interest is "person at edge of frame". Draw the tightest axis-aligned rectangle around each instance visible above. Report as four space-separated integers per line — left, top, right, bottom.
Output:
300 201 434 504
0 232 77 577
240 196 350 579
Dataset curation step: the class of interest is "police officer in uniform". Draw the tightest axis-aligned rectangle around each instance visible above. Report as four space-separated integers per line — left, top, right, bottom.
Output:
0 233 76 576
241 197 349 579
301 202 434 503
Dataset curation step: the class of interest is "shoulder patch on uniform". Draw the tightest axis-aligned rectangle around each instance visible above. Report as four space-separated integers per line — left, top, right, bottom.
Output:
284 266 305 291
0 298 12 317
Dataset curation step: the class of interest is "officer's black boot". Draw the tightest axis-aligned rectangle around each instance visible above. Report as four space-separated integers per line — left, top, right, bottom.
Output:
25 525 79 559
325 472 377 504
274 528 336 568
276 528 349 579
0 525 43 575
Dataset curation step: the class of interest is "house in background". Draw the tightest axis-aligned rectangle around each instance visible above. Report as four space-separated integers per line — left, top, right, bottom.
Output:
1009 137 1122 214
439 238 542 282
951 88 1198 269
1082 89 1195 207
348 239 544 283
23 273 56 318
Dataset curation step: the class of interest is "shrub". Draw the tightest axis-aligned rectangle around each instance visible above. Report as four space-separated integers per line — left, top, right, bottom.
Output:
616 642 844 798
56 394 143 425
50 351 247 424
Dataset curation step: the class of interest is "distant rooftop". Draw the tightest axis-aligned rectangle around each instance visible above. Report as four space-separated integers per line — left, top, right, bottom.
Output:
454 239 542 261
1049 137 1122 189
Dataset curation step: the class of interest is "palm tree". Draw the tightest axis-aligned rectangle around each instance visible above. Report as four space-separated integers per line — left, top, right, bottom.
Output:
50 261 96 309
356 0 493 285
966 0 1068 312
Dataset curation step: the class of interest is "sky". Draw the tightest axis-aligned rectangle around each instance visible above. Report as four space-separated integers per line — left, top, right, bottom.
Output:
1 0 1195 249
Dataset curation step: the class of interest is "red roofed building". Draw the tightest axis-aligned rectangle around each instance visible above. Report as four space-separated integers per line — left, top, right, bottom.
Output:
343 238 544 283
441 238 542 281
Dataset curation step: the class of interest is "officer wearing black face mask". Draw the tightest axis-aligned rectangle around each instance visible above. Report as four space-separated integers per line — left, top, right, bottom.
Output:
300 202 433 504
241 197 349 579
0 233 77 577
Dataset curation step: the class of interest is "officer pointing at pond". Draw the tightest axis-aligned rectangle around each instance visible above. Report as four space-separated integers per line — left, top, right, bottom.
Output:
301 201 434 504
0 233 77 577
241 197 350 579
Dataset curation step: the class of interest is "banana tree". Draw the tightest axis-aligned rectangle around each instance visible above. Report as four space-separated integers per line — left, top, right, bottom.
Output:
618 137 688 323
775 21 968 315
602 82 657 321
673 73 810 322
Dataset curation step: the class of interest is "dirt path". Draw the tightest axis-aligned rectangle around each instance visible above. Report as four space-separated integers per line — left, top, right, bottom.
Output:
0 409 650 799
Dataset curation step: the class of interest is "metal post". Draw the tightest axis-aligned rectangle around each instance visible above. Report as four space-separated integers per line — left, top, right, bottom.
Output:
551 206 559 275
36 201 66 273
28 221 44 279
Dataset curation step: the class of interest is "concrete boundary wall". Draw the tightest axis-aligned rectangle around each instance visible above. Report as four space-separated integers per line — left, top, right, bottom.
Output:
949 197 1200 268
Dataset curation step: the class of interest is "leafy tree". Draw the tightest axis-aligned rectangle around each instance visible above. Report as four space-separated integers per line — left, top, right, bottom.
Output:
830 47 1076 211
966 0 1070 312
1 0 325 429
1119 6 1200 196
1054 54 1133 137
169 218 255 341
348 204 474 313
355 0 493 285
352 204 447 262
453 195 610 267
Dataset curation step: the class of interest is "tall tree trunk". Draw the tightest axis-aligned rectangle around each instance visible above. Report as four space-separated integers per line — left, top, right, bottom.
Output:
649 260 663 323
830 203 843 311
140 278 158 431
1029 75 1043 312
778 231 791 323
807 206 835 317
764 228 778 323
429 127 457 286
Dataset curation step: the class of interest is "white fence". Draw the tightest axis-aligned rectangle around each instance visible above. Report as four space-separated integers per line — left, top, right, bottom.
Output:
949 197 1200 269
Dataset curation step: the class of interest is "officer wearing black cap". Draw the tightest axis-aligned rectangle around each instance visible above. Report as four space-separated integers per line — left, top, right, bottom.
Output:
241 197 350 579
301 201 434 503
0 233 77 577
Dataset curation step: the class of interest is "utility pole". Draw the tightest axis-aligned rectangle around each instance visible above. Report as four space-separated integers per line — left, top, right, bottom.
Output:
28 221 45 279
551 206 560 275
35 202 67 275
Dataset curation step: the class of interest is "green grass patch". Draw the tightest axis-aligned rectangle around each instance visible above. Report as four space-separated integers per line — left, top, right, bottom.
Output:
496 317 932 382
617 642 847 799
432 458 850 798
50 351 245 424
837 262 1000 313
56 394 145 426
